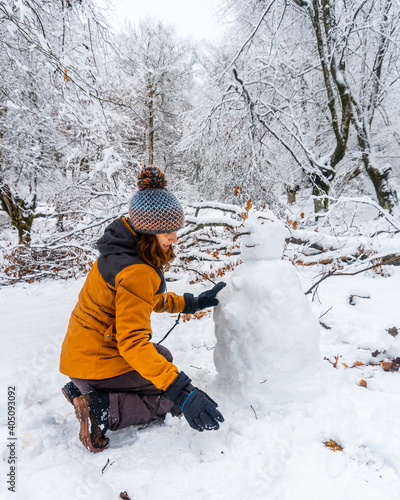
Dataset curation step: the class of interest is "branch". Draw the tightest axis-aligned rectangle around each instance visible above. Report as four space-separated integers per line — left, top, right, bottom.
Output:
219 0 277 80
171 262 218 285
36 213 122 247
232 70 303 168
329 196 400 232
305 255 400 295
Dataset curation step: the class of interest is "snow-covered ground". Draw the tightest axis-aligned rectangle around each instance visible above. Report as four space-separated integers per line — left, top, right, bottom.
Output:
1 263 400 499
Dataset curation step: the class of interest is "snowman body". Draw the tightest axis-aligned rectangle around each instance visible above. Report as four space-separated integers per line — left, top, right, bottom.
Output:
213 212 322 405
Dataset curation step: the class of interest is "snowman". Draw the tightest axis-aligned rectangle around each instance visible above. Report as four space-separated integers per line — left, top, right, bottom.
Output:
213 211 322 407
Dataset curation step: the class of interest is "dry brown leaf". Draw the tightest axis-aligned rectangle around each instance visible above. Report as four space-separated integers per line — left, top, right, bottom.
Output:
358 379 367 388
342 360 364 369
387 327 399 337
120 492 132 500
324 440 343 452
380 360 400 372
182 310 210 323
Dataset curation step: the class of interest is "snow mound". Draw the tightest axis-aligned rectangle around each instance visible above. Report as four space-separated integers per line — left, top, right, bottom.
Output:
214 211 323 405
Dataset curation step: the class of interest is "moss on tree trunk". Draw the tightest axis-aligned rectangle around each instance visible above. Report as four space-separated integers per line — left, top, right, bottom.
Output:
0 183 36 246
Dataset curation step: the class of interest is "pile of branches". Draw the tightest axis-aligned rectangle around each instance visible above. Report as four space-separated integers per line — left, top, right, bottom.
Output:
170 201 246 283
1 245 95 284
0 210 120 286
284 197 400 269
1 196 399 287
0 201 248 285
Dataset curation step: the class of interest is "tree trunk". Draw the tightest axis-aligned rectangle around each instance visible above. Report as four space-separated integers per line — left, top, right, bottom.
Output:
147 84 155 165
0 183 36 246
361 154 397 213
311 174 330 216
305 0 351 215
368 167 397 212
350 0 398 214
286 185 300 204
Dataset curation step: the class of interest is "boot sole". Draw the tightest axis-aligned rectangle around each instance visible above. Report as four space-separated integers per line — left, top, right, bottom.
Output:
61 386 74 405
66 393 110 453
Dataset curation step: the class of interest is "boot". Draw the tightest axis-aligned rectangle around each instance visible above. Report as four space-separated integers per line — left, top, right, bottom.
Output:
73 392 110 453
61 381 81 405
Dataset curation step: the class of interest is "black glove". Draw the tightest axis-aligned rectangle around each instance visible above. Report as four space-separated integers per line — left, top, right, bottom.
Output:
183 282 226 315
164 372 224 432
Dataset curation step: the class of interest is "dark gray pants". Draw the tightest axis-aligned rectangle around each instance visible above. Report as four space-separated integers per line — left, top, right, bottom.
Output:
70 344 174 431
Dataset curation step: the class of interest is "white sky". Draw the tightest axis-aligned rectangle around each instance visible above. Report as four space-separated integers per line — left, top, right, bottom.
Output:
109 0 223 41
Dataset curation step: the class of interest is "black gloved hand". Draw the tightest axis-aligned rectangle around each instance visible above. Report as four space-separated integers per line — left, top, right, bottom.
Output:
164 371 224 432
183 282 226 315
179 386 224 432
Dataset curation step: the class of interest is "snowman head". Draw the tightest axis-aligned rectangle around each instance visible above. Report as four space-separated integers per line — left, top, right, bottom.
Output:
240 211 287 261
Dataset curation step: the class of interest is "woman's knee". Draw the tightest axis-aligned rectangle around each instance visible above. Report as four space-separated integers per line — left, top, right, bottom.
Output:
69 377 94 394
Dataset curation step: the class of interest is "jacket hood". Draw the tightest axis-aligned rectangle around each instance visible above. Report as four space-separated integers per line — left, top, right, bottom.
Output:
97 217 138 257
96 216 167 291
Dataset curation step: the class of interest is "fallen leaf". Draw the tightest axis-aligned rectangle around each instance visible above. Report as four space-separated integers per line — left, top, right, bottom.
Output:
120 492 132 500
342 360 364 369
324 440 343 452
387 327 399 337
182 310 210 323
380 360 400 372
358 380 367 388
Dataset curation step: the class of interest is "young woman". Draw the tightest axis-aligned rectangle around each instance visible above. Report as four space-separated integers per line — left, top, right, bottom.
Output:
59 166 225 453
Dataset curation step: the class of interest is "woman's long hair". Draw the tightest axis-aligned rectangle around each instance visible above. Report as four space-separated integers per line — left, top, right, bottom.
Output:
136 233 175 270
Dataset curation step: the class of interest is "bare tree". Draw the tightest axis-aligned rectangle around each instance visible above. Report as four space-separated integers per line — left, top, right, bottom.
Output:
0 0 114 244
188 0 399 214
112 19 194 171
185 0 349 212
296 0 399 212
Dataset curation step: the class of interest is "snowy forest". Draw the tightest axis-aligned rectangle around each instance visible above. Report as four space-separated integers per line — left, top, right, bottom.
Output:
1 0 400 499
1 0 400 281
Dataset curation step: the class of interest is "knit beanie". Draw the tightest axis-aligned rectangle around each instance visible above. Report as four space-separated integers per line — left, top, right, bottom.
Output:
129 166 185 234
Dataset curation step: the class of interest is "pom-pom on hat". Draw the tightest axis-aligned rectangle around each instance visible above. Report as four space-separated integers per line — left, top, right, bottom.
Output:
129 166 185 234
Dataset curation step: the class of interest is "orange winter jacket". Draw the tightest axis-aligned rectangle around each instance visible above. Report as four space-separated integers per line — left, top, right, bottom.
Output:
59 217 186 391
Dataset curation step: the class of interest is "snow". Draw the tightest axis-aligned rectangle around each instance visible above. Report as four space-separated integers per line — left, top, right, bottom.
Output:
184 214 239 228
189 202 244 215
93 147 123 182
2 236 400 498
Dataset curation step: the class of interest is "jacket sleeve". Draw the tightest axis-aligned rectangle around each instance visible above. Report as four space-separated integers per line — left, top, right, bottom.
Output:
114 264 179 390
153 291 186 314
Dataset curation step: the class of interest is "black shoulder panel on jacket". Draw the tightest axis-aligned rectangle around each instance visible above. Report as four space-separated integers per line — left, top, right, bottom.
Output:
96 217 166 293
154 267 166 295
98 252 142 288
